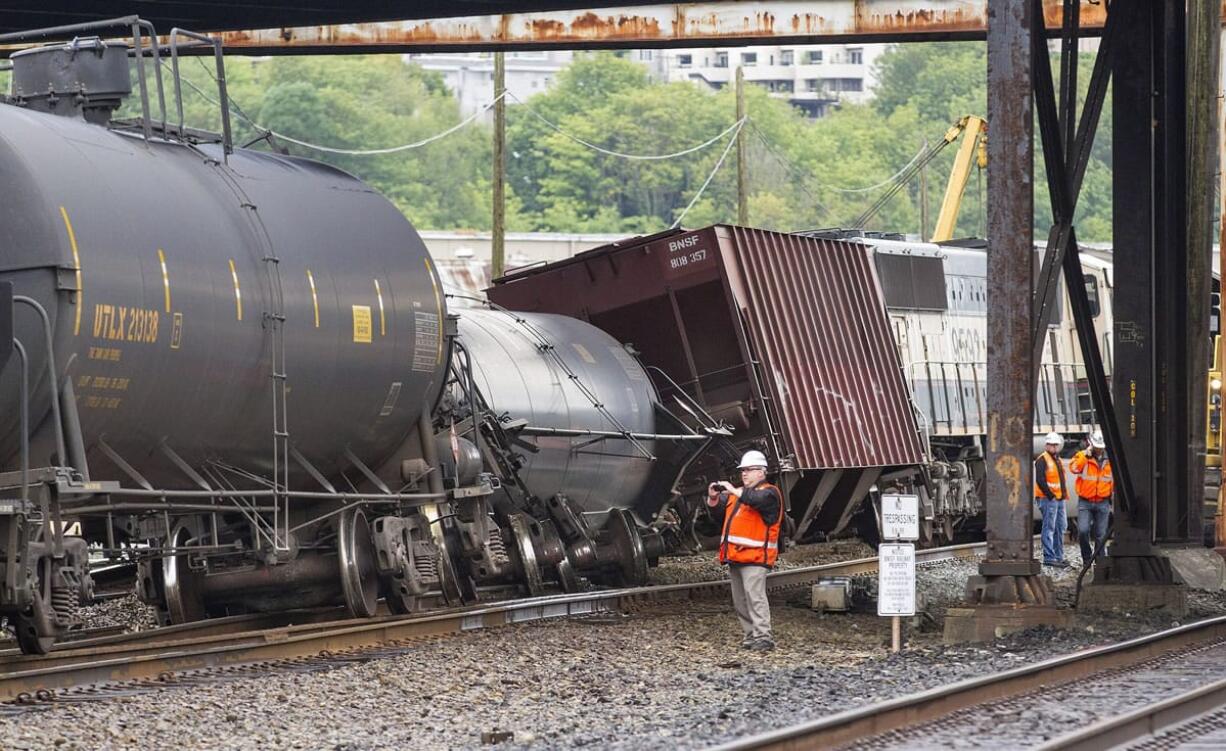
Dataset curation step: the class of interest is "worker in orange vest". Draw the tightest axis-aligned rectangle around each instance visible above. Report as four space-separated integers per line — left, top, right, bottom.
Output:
1070 429 1113 563
1035 432 1070 568
707 450 785 652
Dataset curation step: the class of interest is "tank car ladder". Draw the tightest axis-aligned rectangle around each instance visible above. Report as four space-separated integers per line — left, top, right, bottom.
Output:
212 169 292 553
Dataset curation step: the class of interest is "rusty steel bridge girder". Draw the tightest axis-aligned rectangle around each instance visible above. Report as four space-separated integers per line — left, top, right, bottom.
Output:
203 1 1135 53
979 0 1039 584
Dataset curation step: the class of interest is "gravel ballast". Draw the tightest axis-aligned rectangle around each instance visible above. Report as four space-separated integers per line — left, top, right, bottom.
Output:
2 542 1225 750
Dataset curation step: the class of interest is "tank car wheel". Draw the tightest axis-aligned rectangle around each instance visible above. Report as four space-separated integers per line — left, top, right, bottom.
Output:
507 514 545 596
337 508 380 618
163 525 207 624
602 509 649 587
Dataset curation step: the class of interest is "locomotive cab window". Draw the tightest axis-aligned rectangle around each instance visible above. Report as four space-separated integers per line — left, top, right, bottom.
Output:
1084 275 1101 318
873 253 948 311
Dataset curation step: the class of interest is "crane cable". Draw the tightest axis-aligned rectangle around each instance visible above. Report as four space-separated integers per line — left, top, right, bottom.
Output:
851 136 956 230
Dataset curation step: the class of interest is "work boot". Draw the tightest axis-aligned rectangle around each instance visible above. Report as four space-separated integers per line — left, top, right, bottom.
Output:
746 638 775 652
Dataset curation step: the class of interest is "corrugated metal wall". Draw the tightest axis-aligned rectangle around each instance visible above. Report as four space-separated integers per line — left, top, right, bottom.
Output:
719 226 924 469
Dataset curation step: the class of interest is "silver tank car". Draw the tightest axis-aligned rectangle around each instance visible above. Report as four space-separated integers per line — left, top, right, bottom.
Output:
456 308 671 521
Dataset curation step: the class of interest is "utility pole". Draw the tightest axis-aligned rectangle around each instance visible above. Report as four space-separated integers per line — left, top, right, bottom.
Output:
736 65 748 226
919 137 929 241
492 51 506 278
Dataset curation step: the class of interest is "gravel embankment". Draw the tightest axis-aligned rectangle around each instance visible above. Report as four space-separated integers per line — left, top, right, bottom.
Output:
2 543 1224 750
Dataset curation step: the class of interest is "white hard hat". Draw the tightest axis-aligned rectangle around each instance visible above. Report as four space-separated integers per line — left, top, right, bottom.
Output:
1045 432 1063 446
1089 430 1105 449
737 450 769 469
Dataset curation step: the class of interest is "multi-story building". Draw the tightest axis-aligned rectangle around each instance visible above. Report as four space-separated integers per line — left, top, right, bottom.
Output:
406 51 574 120
408 46 882 121
655 44 888 117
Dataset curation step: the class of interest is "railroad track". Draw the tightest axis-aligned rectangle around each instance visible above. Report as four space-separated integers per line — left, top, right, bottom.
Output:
0 540 984 708
712 613 1226 751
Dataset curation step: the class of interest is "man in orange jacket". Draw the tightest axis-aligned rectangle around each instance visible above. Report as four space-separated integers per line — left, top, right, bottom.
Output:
1035 432 1070 568
707 450 785 652
1070 429 1113 563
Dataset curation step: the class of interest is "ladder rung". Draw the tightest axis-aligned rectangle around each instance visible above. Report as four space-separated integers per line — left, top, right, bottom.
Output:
273 431 290 438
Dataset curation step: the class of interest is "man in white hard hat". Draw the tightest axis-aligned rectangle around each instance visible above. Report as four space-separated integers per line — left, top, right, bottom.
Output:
1070 429 1113 563
1034 432 1070 568
707 449 786 651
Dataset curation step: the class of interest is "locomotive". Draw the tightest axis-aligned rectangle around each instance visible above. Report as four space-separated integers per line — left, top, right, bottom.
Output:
0 22 712 653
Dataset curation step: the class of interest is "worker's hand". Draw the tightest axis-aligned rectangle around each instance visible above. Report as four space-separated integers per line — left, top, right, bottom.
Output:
707 483 721 507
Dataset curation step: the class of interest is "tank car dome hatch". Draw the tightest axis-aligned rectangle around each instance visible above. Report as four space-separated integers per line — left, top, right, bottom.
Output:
9 37 131 124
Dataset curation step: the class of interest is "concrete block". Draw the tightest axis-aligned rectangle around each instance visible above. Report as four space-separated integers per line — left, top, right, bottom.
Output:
1161 548 1226 591
1078 583 1188 617
943 605 1071 644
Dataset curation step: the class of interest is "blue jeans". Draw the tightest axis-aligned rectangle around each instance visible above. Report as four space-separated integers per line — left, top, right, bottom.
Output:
1038 498 1067 564
1078 499 1111 562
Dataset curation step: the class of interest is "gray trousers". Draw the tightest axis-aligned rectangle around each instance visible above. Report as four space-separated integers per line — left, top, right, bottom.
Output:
728 564 772 641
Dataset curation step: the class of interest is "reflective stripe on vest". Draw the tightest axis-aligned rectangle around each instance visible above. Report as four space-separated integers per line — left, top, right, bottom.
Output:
725 534 779 549
1033 452 1065 500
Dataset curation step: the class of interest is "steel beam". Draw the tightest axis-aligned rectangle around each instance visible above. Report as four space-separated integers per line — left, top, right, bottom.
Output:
208 1 1117 53
980 0 1037 576
1153 0 1194 543
1029 0 1138 517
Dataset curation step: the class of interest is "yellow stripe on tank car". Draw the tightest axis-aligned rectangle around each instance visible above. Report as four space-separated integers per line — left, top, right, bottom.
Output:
424 258 443 364
157 248 171 312
306 269 320 328
59 206 83 336
374 278 386 336
228 258 243 321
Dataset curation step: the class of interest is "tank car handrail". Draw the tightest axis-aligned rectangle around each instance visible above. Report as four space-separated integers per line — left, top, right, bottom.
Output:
12 296 66 471
167 28 233 160
643 364 726 433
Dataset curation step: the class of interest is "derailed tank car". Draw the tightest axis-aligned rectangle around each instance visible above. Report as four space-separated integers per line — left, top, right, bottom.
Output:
0 21 709 653
487 226 969 548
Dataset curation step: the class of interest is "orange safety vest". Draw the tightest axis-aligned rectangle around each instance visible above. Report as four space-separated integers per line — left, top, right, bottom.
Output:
719 483 784 567
1069 450 1113 501
1033 452 1066 500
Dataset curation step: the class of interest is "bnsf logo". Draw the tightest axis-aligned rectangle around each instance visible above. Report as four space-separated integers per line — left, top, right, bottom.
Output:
668 235 700 253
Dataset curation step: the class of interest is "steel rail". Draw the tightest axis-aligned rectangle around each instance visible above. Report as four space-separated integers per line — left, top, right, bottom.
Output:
0 541 984 703
710 615 1226 750
1034 677 1226 751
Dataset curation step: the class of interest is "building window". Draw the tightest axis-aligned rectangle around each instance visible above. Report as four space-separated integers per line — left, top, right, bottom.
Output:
805 79 821 92
678 54 692 68
773 80 794 93
849 48 864 65
826 78 863 92
642 50 653 60
780 50 794 66
715 52 728 68
742 52 757 66
806 50 823 64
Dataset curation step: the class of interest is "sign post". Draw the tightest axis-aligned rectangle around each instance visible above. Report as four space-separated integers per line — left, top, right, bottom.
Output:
878 494 919 653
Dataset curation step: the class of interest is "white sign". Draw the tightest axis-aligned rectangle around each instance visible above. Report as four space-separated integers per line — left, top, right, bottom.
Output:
877 543 916 616
881 494 920 541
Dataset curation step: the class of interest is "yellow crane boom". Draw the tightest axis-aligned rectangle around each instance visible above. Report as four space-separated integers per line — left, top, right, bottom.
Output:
931 115 988 243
